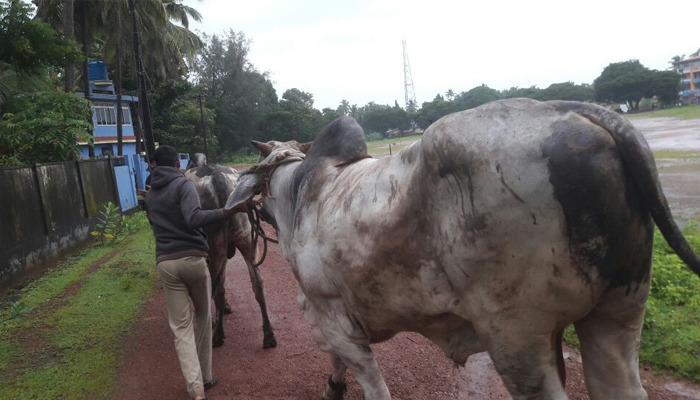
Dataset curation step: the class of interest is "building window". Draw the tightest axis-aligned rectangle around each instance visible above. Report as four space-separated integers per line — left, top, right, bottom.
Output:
92 102 132 126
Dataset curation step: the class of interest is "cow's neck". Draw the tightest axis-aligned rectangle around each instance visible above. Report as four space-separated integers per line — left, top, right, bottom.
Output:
262 162 302 251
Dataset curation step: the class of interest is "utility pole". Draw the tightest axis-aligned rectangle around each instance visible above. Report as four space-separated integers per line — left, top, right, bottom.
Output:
402 40 417 112
128 0 156 161
198 92 209 160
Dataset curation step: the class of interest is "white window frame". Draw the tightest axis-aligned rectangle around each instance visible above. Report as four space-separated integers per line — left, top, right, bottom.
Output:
92 102 132 126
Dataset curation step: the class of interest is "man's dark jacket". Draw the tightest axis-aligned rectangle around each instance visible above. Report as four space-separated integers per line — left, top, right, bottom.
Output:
145 166 224 263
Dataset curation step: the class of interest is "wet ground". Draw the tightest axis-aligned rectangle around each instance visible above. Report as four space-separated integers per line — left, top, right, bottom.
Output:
631 117 700 223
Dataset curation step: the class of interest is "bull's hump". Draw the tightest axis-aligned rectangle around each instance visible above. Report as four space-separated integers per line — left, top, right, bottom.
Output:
306 116 369 165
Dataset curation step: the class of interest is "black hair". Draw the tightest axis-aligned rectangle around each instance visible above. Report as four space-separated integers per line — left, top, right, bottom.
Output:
154 145 179 167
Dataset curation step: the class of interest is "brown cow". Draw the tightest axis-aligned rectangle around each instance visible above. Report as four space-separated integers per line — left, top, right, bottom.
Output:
185 164 276 349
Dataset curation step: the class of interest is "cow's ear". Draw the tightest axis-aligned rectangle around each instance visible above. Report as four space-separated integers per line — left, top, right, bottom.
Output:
251 140 273 156
225 174 259 212
298 142 312 154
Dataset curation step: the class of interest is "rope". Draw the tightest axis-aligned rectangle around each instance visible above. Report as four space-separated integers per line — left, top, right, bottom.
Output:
238 150 305 267
247 199 278 268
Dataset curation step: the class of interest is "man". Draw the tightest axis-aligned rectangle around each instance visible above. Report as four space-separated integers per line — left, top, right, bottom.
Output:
145 145 235 400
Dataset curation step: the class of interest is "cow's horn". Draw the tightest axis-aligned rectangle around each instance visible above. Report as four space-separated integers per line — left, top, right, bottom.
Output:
298 142 312 154
251 140 273 156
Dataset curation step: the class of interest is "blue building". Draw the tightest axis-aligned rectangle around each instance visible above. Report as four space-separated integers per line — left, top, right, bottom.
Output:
76 61 139 158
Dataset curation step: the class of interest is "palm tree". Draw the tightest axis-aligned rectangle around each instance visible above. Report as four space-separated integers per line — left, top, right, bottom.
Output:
63 0 74 91
691 48 700 57
35 0 204 156
446 89 455 101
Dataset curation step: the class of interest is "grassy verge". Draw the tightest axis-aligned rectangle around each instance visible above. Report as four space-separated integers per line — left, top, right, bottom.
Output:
653 150 700 160
564 222 700 382
625 105 700 120
0 212 157 399
367 134 423 157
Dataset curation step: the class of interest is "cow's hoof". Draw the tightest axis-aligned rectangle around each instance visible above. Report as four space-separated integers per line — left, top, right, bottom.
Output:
224 303 233 315
263 334 277 349
321 375 347 400
213 337 224 348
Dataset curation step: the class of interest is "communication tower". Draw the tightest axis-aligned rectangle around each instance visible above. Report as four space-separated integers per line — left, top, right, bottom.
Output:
402 40 417 111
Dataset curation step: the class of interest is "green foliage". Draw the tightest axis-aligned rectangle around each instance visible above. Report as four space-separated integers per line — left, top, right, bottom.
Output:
0 225 157 399
91 202 139 245
0 91 92 166
0 0 81 105
152 81 217 156
594 60 680 109
563 222 700 382
0 1 81 75
365 132 383 142
0 301 32 324
625 105 700 120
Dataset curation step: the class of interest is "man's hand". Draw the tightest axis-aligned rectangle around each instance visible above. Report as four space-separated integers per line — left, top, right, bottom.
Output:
223 204 246 218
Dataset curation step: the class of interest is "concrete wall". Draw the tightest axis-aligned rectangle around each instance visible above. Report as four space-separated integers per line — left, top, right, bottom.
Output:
0 159 123 287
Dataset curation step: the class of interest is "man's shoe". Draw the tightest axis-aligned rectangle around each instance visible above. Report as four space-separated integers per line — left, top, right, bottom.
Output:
204 378 219 391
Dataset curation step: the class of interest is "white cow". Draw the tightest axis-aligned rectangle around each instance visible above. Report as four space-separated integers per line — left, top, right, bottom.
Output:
226 99 700 400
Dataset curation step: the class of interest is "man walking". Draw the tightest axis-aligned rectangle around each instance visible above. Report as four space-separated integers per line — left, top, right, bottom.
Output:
145 145 234 400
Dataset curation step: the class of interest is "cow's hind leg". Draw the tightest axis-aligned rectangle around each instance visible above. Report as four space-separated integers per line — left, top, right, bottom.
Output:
574 285 649 400
322 353 348 400
481 324 568 400
308 301 391 400
212 284 226 348
243 258 277 349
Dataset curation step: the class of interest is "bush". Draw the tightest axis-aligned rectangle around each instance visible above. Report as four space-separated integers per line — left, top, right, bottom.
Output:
0 90 92 166
365 132 383 142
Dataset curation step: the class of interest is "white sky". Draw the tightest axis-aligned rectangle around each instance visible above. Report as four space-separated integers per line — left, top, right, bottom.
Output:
186 0 699 110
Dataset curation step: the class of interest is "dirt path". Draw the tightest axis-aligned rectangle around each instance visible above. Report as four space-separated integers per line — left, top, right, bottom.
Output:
111 225 700 399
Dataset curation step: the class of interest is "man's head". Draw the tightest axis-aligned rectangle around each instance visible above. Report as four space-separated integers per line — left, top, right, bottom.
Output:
154 145 179 168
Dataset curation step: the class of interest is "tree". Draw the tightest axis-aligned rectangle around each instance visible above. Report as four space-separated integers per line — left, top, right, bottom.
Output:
691 48 700 57
502 86 542 99
445 89 455 101
336 99 350 116
538 82 594 102
594 60 651 109
0 91 92 166
152 81 217 155
454 84 501 110
0 1 81 106
63 0 74 91
669 54 685 69
649 70 681 105
282 88 315 108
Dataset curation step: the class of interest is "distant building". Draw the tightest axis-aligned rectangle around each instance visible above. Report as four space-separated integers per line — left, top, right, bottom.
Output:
76 61 139 158
674 56 700 105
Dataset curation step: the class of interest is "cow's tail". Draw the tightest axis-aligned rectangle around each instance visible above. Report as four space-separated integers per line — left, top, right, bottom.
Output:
558 101 700 276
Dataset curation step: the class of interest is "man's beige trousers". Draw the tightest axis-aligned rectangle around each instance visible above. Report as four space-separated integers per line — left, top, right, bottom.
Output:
157 256 212 399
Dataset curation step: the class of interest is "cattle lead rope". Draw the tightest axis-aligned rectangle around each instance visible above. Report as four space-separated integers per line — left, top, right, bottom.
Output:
247 199 278 268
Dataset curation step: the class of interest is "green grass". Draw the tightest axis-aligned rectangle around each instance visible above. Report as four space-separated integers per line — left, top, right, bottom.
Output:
653 150 700 160
625 105 700 120
564 222 700 382
0 212 157 399
221 153 258 167
366 134 423 157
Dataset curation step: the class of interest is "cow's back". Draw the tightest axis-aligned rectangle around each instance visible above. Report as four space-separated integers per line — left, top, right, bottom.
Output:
295 98 653 346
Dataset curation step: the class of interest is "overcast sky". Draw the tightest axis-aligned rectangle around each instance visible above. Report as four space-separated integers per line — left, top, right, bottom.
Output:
186 0 699 110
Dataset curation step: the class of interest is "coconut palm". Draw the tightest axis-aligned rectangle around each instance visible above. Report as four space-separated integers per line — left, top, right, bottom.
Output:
35 0 203 155
691 48 700 57
63 0 74 91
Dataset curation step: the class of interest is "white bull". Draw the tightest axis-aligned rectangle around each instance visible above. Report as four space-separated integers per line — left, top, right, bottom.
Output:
226 99 700 400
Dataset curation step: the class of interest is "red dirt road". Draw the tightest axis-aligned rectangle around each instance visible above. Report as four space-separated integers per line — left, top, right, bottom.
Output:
112 226 700 400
